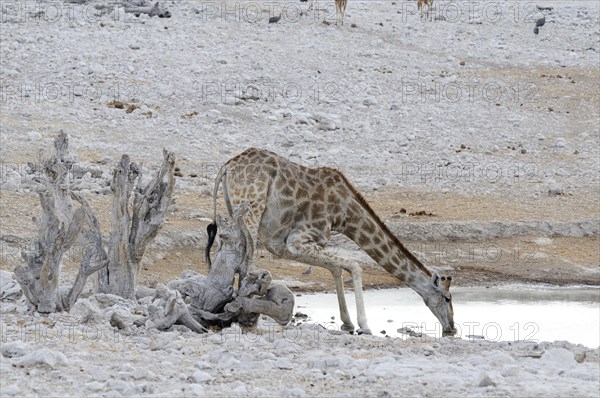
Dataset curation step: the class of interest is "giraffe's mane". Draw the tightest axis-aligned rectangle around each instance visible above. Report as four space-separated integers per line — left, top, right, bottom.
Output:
333 169 433 278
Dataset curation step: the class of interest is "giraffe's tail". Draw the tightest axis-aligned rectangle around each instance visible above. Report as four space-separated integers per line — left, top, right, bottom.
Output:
205 164 227 267
205 222 217 267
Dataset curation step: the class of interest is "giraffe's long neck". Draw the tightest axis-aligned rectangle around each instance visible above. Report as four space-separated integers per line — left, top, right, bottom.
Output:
341 197 432 293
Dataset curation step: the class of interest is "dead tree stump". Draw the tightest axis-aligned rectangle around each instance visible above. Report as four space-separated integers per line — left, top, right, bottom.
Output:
96 150 175 299
225 270 295 327
146 204 295 332
161 204 251 329
68 0 171 18
13 133 175 312
14 133 107 312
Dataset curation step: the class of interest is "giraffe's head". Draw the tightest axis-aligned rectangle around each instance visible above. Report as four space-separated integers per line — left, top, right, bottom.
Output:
423 272 456 336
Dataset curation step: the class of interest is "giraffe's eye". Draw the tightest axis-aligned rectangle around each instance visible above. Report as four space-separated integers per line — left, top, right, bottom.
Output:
444 296 451 303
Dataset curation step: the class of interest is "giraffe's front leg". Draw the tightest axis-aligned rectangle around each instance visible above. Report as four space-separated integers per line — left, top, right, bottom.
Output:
284 230 361 334
344 262 371 335
331 267 355 332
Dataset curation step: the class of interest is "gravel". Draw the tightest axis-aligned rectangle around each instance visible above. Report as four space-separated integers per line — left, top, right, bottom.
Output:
1 1 599 396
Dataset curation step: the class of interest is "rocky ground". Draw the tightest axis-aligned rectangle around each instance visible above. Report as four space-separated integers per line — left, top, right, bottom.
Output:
0 292 599 398
1 0 599 396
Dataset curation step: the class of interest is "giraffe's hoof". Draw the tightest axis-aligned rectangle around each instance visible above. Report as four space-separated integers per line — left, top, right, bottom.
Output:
357 328 372 335
341 323 355 333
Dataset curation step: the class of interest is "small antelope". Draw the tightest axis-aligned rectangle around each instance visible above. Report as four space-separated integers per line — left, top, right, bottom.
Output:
417 0 434 21
309 0 348 25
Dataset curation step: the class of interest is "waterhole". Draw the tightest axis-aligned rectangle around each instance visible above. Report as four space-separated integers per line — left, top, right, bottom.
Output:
294 286 600 348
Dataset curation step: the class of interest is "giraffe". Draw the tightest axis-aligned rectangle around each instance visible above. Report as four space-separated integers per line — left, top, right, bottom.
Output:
418 0 434 21
309 0 348 25
205 148 456 336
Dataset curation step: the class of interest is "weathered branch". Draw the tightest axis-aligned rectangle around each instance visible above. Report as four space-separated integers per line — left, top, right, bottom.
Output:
127 2 171 18
64 0 171 18
145 285 208 333
168 204 250 315
14 133 175 312
130 149 175 265
0 271 22 301
152 205 295 332
97 150 175 299
97 155 139 298
14 133 83 313
62 193 109 311
225 270 295 326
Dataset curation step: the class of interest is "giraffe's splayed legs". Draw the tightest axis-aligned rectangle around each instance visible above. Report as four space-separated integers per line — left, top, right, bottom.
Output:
284 229 371 334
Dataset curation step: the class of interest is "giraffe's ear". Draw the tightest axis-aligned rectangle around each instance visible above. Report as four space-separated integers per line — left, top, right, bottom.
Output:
432 272 440 287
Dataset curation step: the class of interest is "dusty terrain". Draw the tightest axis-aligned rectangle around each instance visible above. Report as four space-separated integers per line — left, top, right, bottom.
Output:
0 1 599 396
1 0 598 290
2 188 598 291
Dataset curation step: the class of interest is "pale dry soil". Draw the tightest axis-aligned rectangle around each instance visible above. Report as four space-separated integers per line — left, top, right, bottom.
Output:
1 188 598 291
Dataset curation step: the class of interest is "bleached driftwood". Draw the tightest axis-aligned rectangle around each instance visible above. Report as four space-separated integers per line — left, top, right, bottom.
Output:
0 271 22 302
188 269 295 328
226 270 295 326
143 205 249 331
13 133 174 312
14 133 79 312
126 1 171 18
169 204 250 313
145 204 294 332
61 193 108 311
96 150 175 300
145 284 207 333
64 0 171 18
13 133 106 312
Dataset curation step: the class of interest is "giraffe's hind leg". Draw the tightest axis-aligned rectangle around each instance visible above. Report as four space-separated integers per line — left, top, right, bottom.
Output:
284 230 371 334
236 200 266 283
226 174 269 284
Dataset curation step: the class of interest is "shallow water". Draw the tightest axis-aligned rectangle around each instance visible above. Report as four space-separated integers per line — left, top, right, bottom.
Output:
294 286 600 348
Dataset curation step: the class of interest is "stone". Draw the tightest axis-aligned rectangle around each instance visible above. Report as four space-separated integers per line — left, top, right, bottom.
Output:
14 348 67 368
231 381 247 394
194 360 211 370
0 271 21 301
541 348 577 369
318 119 336 131
84 382 106 392
132 368 157 380
187 384 205 396
90 367 110 382
421 345 434 356
547 179 563 196
190 370 213 383
488 350 515 367
2 384 20 396
285 387 306 397
275 358 294 370
477 372 496 387
1 341 30 358
27 131 42 143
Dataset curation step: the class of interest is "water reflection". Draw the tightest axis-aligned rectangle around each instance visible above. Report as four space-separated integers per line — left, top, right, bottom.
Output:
294 286 600 348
